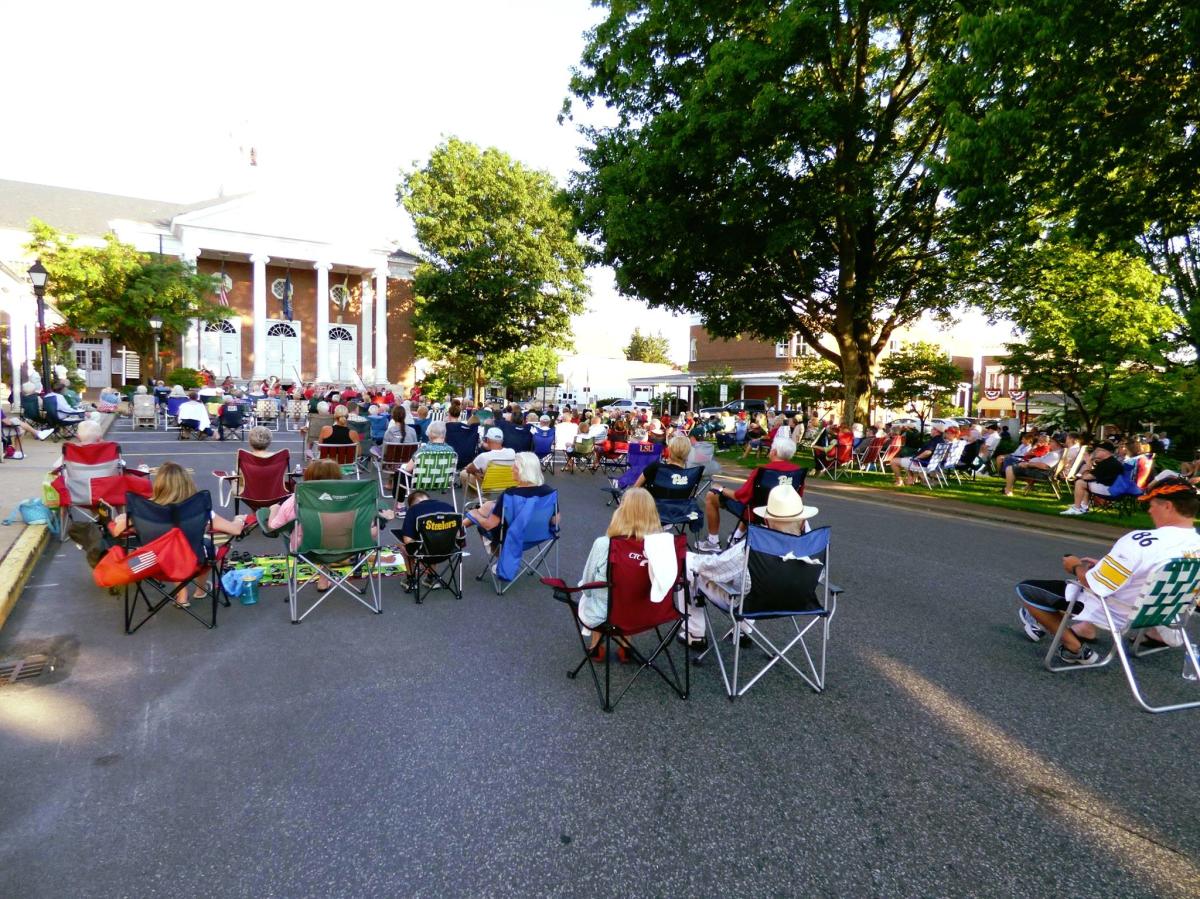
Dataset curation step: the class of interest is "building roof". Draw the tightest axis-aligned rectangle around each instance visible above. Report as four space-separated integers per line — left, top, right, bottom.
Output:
0 179 227 237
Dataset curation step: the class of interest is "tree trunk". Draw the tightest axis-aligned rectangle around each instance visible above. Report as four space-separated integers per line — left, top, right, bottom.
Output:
837 336 874 426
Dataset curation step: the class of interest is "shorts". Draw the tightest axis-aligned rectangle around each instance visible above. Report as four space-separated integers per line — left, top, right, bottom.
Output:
1016 579 1132 633
895 457 924 472
719 493 746 519
1086 482 1112 497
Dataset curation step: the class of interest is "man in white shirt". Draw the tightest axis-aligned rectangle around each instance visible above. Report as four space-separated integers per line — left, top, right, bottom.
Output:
177 390 213 438
1016 477 1200 664
1003 434 1064 496
461 427 516 489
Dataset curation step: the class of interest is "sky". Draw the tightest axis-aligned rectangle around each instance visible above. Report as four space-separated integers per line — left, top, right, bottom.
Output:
0 0 691 361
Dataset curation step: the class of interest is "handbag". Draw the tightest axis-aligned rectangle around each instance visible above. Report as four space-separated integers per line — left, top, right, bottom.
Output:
93 527 199 588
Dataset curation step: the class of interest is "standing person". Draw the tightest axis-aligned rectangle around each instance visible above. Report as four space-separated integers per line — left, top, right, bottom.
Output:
1017 477 1200 661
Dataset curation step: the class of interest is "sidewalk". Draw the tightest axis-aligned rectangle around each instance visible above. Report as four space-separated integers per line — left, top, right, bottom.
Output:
0 411 116 630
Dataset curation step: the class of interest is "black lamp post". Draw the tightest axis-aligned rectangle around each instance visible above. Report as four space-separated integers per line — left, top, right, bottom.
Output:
28 260 50 389
541 367 548 410
474 351 484 406
149 315 163 381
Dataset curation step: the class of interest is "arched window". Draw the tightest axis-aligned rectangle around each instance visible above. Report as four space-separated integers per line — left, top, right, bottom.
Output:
329 326 353 341
204 320 236 334
267 323 298 338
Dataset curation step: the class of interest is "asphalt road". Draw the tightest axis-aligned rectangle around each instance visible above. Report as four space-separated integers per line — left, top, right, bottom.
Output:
1 421 1197 898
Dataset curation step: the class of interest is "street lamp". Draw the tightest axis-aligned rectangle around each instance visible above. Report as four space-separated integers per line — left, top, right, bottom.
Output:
28 260 50 389
474 351 484 406
541 367 548 410
149 315 163 381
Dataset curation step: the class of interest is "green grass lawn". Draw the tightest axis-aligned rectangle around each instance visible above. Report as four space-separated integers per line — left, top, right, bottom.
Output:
712 446 1153 530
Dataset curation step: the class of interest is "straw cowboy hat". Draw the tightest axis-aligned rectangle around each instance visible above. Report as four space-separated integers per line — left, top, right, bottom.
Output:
753 484 819 522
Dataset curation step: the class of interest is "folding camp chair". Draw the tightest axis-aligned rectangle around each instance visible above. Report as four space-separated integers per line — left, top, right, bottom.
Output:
20 392 47 429
132 394 157 430
1019 455 1067 498
55 441 148 541
565 435 595 473
215 449 293 514
375 442 418 498
467 460 519 510
473 488 559 595
123 491 225 633
285 398 308 431
552 421 579 471
218 403 247 441
499 420 534 454
318 442 361 479
604 441 659 506
817 435 855 480
1044 558 1200 713
531 427 556 473
647 464 706 536
700 525 841 698
405 510 466 603
396 446 459 509
721 464 809 546
934 440 966 487
542 534 689 712
444 421 481 471
595 439 630 478
43 394 83 440
162 395 187 431
303 414 334 458
876 434 904 473
286 480 384 623
850 436 887 475
909 442 950 488
253 398 280 431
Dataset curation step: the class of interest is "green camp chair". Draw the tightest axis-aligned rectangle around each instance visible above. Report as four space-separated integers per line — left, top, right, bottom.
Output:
398 446 460 509
1045 557 1200 713
287 480 384 623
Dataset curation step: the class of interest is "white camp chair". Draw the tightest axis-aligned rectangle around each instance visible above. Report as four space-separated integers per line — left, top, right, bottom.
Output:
911 441 950 489
1044 558 1200 713
131 394 157 430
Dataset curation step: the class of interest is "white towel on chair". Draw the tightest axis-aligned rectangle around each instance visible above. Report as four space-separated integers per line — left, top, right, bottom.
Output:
644 532 677 603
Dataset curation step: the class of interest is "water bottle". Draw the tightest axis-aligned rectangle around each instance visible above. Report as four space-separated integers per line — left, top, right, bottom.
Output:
240 575 259 606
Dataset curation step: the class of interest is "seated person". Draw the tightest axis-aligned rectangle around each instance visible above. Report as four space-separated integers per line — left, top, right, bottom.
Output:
1004 434 1063 496
701 435 803 551
976 424 1002 469
110 461 252 607
464 452 557 555
367 405 391 445
246 426 278 459
460 427 516 489
1061 441 1124 515
177 390 214 438
994 432 1034 473
680 483 818 648
394 489 459 590
575 486 671 662
317 405 360 446
634 434 695 496
402 420 458 474
48 382 88 420
96 385 121 413
1018 477 1200 662
3 402 52 444
889 425 947 486
740 416 767 457
812 425 854 473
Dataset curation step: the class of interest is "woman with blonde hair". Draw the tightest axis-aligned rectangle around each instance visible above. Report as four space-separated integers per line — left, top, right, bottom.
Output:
632 434 694 497
317 405 358 446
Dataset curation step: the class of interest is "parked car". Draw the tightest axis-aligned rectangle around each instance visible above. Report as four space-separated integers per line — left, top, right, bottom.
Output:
887 417 961 433
602 399 653 413
699 399 769 416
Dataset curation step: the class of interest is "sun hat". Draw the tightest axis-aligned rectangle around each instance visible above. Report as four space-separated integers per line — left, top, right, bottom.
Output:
752 484 819 522
485 427 504 441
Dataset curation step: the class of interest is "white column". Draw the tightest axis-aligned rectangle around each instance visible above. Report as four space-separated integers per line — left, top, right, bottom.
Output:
315 261 332 381
360 274 374 382
374 268 388 385
250 253 270 379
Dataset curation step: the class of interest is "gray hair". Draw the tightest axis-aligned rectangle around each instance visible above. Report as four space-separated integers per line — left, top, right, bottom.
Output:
771 436 797 460
512 451 545 486
248 426 273 451
317 401 330 415
21 381 36 395
76 419 102 443
425 420 446 441
135 384 148 394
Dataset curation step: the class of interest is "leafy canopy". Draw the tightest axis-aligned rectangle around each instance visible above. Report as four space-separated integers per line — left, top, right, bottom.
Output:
879 342 964 417
624 327 672 365
693 366 743 408
400 138 588 357
25 219 222 354
567 1 968 422
781 355 843 406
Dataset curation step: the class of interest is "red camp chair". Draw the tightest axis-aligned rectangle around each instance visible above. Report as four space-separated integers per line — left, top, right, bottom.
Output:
318 442 361 478
850 435 887 476
542 534 690 712
375 442 418 498
53 441 152 541
878 434 904 471
215 450 293 514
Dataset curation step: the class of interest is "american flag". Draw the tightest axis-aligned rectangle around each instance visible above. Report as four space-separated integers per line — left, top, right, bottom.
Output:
128 551 157 574
217 278 230 307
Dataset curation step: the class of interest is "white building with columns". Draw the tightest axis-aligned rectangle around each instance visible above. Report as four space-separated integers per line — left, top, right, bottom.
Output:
0 179 418 392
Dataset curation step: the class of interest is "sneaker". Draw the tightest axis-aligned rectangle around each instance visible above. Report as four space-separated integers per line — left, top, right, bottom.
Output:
1018 606 1045 642
36 428 53 440
11 450 23 460
1057 644 1103 666
697 537 721 554
1060 506 1085 516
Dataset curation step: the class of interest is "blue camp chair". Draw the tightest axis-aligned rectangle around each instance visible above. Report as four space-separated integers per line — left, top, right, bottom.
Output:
475 489 559 595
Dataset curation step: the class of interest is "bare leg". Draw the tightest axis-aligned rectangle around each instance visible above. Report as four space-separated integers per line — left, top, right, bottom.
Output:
705 490 722 535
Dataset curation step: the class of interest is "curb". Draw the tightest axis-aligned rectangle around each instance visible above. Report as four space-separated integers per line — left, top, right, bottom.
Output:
0 412 117 635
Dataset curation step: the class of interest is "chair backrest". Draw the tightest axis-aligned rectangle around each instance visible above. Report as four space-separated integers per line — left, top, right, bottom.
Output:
318 443 358 465
1125 558 1200 631
286 399 307 417
165 396 187 418
740 525 829 616
236 450 292 506
380 443 417 467
254 398 278 419
605 534 686 634
126 490 213 566
293 479 378 555
444 421 481 470
368 413 390 440
21 393 43 421
957 439 981 469
479 460 519 496
617 442 660 489
531 427 554 456
859 436 886 465
499 420 534 453
413 511 465 559
572 435 595 454
833 434 855 464
499 489 559 546
924 441 951 471
647 463 704 500
132 395 156 416
348 418 370 440
881 434 904 463
942 439 965 468
411 447 458 492
220 404 245 427
62 440 122 505
555 421 579 450
752 464 807 507
689 441 715 466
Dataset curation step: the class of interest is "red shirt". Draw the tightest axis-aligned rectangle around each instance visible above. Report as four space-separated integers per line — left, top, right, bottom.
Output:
734 460 803 505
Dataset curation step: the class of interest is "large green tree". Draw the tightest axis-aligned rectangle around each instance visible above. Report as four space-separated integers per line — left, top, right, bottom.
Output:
780 355 843 409
25 219 222 369
994 240 1180 437
400 139 588 373
942 0 1200 351
879 341 964 432
623 327 672 364
567 1 968 425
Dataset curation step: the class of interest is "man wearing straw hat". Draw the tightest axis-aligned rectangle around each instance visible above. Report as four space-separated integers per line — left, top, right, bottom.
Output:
677 484 820 650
